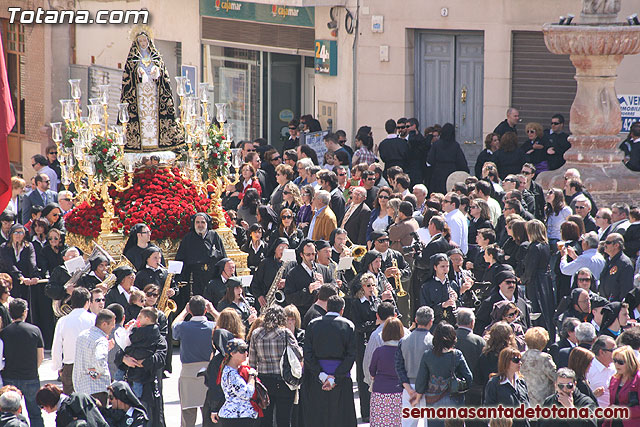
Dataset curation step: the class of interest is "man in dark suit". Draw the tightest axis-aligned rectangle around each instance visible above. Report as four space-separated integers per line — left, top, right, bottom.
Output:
361 170 379 210
341 187 370 246
599 233 635 302
284 240 335 316
474 270 531 336
548 317 580 367
23 173 58 224
556 322 596 369
302 295 357 427
455 307 486 427
377 119 408 177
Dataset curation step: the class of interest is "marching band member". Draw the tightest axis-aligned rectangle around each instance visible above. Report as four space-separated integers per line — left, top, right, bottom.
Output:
204 258 236 309
45 246 80 301
217 278 257 330
284 239 335 317
370 231 411 287
250 238 290 311
105 266 137 309
76 254 110 291
419 253 458 327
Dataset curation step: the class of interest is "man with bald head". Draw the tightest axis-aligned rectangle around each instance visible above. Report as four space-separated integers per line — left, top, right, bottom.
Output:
493 107 519 137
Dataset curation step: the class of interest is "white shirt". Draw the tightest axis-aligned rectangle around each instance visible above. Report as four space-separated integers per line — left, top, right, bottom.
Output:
117 285 131 303
51 308 96 370
587 357 616 408
445 208 468 254
487 197 502 227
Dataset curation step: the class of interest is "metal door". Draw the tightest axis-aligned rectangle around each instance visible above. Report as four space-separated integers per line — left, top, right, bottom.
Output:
415 32 484 165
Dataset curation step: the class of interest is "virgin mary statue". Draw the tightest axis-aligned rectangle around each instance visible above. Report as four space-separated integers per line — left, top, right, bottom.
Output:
120 27 182 151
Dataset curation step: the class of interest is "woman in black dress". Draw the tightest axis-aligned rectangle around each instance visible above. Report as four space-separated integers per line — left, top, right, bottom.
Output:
241 224 266 274
523 219 556 342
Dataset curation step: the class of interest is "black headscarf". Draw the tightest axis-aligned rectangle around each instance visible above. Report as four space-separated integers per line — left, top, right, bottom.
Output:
190 212 213 233
89 255 109 272
213 257 233 277
123 223 147 255
267 237 289 258
600 302 623 332
213 328 235 356
109 381 147 416
140 246 162 267
114 266 135 285
440 123 456 143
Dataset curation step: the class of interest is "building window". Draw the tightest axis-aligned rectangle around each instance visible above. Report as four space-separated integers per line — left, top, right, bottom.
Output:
1 20 26 135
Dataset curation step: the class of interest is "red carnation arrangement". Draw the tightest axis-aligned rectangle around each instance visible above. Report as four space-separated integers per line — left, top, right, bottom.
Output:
65 197 106 238
66 166 231 241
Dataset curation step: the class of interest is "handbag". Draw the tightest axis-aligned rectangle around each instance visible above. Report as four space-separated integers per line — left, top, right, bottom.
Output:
448 351 469 395
280 332 303 390
253 379 271 410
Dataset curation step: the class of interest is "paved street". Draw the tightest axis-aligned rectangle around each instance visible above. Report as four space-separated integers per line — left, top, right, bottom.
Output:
36 349 370 426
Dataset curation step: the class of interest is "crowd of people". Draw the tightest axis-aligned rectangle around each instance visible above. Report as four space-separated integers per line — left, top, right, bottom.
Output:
0 110 639 426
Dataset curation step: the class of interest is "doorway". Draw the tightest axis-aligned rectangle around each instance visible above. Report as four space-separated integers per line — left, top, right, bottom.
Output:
415 32 484 164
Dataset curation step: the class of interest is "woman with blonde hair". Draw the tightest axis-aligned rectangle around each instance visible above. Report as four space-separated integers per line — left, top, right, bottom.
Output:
604 345 640 426
523 219 556 341
522 122 549 173
281 182 302 217
484 346 530 427
283 304 304 346
386 197 401 224
520 327 556 407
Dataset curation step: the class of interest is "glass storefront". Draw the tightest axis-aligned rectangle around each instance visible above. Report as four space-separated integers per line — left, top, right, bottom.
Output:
203 43 314 149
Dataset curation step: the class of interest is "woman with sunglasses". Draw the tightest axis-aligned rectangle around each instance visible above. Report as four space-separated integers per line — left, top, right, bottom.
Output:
484 346 530 427
280 182 302 218
522 122 550 173
0 224 38 300
218 338 260 425
295 184 314 229
520 327 556 407
142 282 174 376
483 301 526 351
269 208 304 251
605 345 640 427
413 322 472 427
366 186 393 244
30 217 49 258
42 202 65 232
37 227 66 278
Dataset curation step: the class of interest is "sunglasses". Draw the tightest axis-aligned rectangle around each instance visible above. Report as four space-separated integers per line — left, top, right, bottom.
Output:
93 298 105 303
504 280 517 285
288 127 297 130
551 122 561 125
511 357 522 364
557 382 574 390
614 358 626 366
271 157 281 161
282 191 291 195
282 215 293 219
526 130 536 134
146 292 159 298
378 195 389 199
303 252 316 257
246 148 256 152
338 173 347 176
377 238 390 243
366 178 376 181
50 151 58 155
577 277 591 282
365 284 374 288
604 241 615 245
236 349 248 354
575 206 587 210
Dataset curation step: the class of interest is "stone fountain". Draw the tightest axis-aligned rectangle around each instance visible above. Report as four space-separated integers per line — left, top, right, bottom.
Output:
538 0 640 205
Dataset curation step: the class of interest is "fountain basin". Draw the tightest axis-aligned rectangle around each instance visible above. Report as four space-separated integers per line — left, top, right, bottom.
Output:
543 24 640 56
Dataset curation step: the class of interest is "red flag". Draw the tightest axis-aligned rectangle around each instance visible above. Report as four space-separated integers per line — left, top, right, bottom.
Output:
0 36 15 213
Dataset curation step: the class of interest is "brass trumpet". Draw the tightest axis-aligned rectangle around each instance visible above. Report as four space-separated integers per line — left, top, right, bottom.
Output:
391 258 408 297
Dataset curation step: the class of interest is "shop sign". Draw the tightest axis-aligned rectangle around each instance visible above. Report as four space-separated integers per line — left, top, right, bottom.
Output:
314 40 337 76
200 0 314 28
619 95 640 132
